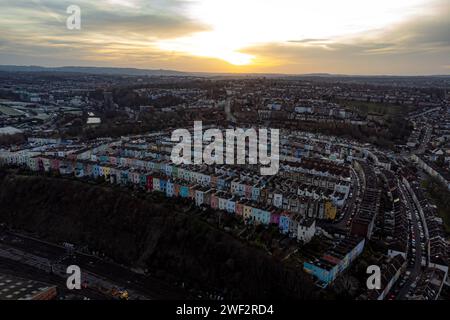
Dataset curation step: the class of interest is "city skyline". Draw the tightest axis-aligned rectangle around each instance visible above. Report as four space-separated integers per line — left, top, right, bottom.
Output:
0 0 449 75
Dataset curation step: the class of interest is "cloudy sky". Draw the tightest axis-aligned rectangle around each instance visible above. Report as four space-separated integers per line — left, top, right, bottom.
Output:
0 0 449 74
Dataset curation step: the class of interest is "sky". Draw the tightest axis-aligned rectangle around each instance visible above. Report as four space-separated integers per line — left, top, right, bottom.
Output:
0 0 449 75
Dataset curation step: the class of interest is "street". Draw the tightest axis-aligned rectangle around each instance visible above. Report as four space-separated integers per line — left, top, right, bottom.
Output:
0 230 189 300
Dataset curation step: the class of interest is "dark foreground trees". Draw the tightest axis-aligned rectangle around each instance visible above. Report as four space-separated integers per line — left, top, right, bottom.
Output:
0 171 317 299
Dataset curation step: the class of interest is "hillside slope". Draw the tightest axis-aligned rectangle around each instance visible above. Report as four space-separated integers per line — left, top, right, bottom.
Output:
0 171 317 299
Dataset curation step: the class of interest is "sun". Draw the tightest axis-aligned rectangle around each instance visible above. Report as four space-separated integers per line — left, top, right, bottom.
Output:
216 52 254 66
157 0 428 66
157 32 255 66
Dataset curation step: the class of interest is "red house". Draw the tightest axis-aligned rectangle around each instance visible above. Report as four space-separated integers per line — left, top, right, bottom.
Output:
146 175 153 191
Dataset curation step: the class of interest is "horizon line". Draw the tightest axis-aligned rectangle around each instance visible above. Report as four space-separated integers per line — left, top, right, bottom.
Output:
1 64 449 78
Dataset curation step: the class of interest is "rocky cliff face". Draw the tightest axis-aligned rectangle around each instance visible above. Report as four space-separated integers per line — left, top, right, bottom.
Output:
0 170 317 299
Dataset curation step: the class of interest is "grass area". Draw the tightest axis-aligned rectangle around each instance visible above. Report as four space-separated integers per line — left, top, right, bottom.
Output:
0 105 24 116
335 99 416 117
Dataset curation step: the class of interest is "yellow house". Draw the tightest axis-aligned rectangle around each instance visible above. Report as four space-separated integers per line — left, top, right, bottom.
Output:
243 205 253 220
102 166 111 180
325 201 337 220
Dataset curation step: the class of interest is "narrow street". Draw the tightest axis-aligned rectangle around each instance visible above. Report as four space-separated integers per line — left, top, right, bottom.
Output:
397 181 423 299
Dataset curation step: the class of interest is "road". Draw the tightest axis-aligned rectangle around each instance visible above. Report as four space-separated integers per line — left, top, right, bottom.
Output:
397 181 423 299
337 166 361 228
415 126 432 155
224 98 237 123
0 230 189 300
320 165 361 231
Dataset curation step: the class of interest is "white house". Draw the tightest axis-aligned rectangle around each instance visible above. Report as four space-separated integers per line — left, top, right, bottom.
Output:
297 218 316 243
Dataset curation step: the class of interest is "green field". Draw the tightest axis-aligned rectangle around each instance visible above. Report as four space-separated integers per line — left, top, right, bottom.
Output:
0 105 25 116
335 99 416 117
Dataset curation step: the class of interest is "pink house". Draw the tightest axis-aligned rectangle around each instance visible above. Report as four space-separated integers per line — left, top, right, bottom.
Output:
244 185 252 199
235 202 244 216
210 194 219 209
270 210 281 225
50 158 60 171
109 156 117 166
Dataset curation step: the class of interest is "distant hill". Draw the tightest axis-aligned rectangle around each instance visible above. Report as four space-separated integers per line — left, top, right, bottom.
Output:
0 65 448 79
0 65 191 77
0 65 289 78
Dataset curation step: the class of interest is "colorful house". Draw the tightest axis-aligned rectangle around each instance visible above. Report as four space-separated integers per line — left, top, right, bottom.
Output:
251 207 271 225
85 163 93 177
159 178 167 192
92 164 100 178
166 181 174 197
173 183 180 197
252 187 260 201
210 175 218 188
226 198 236 214
180 185 189 198
217 177 225 190
75 162 85 178
109 156 117 166
279 213 291 234
120 170 129 185
172 166 179 178
146 175 153 191
42 158 51 172
244 185 253 199
195 190 204 206
139 173 146 188
325 201 337 220
270 210 280 225
210 193 219 209
102 166 111 180
273 193 283 208
50 159 60 171
218 196 227 211
28 157 39 171
153 177 161 191
235 202 244 216
243 205 253 221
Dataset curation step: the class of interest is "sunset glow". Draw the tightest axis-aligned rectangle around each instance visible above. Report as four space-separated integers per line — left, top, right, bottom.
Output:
157 0 429 65
0 0 448 74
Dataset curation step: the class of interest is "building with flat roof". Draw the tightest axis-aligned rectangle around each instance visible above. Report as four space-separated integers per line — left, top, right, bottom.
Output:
0 274 57 300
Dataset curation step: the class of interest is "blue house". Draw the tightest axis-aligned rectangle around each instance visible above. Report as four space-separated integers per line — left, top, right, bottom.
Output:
252 187 260 201
279 214 291 234
180 185 189 198
92 164 100 178
217 178 225 190
120 170 129 185
165 165 173 177
303 261 337 285
166 181 174 197
226 199 236 214
159 179 167 192
99 155 108 163
260 209 271 225
139 174 147 188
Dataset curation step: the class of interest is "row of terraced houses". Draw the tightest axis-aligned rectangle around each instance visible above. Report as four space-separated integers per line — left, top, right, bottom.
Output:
0 144 353 243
